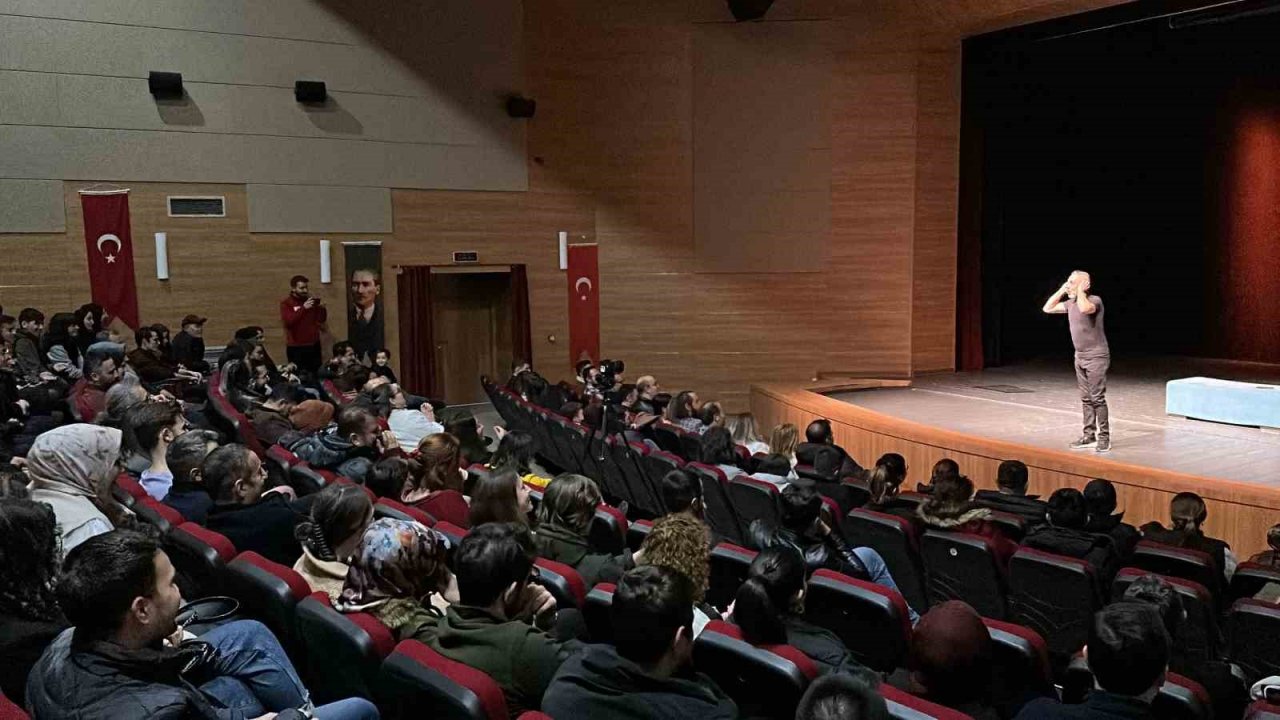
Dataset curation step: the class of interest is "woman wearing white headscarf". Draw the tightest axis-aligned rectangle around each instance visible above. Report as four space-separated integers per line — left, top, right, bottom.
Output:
26 424 127 552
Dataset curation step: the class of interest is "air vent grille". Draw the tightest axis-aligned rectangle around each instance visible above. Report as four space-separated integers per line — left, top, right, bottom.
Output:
167 196 226 217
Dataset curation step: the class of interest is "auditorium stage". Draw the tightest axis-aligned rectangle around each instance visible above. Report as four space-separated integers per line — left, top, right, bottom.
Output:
750 357 1280 556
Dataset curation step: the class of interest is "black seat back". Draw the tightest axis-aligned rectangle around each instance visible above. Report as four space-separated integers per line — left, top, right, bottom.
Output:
920 529 1006 619
1007 547 1100 659
844 508 927 612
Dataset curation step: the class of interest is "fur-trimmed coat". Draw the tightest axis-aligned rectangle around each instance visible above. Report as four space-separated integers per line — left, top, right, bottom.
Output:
916 503 1019 567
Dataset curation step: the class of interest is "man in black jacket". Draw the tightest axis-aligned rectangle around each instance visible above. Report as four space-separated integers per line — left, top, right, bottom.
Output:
974 460 1047 525
202 443 308 566
171 314 210 374
26 529 378 720
544 565 738 720
1022 488 1122 585
795 419 865 479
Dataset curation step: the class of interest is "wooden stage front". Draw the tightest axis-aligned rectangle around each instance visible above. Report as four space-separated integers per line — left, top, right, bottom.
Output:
750 358 1280 557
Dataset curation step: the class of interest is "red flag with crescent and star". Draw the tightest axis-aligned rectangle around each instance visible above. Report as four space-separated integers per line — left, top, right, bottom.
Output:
566 243 600 366
80 189 140 330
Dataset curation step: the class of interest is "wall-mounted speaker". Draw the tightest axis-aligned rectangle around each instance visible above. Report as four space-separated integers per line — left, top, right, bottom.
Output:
148 71 184 100
506 95 537 119
727 0 773 21
295 80 328 105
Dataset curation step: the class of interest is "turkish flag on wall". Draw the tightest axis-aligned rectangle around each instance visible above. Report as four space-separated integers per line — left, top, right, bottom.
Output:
566 244 600 366
80 190 140 330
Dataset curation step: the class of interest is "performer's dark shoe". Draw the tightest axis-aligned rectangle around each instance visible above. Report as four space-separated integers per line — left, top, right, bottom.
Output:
1069 435 1097 450
1095 438 1111 453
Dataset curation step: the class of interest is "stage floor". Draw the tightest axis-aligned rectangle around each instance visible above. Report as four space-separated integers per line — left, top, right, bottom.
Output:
827 356 1280 486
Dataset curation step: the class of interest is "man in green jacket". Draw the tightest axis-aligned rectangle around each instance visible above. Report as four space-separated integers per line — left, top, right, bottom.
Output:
411 522 582 718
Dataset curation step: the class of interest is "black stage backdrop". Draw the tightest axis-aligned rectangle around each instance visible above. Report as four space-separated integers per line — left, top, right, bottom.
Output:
959 3 1280 368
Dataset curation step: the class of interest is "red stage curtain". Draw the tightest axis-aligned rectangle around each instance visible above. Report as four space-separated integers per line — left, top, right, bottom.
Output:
510 264 533 368
397 266 436 398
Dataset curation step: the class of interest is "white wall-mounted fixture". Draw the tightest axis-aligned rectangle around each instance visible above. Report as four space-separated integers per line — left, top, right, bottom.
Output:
155 232 169 280
558 231 568 270
319 239 332 284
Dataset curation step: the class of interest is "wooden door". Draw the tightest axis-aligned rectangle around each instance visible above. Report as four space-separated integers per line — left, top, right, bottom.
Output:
430 271 514 404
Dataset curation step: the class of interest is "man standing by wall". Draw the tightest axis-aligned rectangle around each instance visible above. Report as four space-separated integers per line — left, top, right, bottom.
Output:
280 275 326 376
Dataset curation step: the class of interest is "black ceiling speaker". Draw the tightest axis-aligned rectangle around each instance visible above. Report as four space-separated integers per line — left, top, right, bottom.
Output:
506 95 537 119
148 71 184 100
295 80 328 104
727 0 773 21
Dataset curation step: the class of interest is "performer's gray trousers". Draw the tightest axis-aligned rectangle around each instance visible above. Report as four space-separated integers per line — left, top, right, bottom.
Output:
1074 353 1110 441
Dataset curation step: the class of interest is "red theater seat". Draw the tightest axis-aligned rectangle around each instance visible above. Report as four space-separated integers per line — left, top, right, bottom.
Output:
1131 541 1223 601
294 591 394 703
381 639 509 720
1007 546 1101 659
136 496 185 532
374 497 435 527
534 557 587 610
589 503 629 555
1247 700 1280 720
694 620 817 720
167 522 236 597
983 618 1054 711
803 568 912 672
881 685 975 719
225 551 310 655
1228 598 1280 681
1231 561 1280 603
0 692 29 720
584 582 617 642
729 476 782 538
921 529 1007 619
1112 568 1217 660
687 462 744 547
843 508 928 612
708 542 758 608
116 473 148 501
627 518 654 552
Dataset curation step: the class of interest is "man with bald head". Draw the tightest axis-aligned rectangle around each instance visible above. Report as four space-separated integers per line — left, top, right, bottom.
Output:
1043 270 1111 453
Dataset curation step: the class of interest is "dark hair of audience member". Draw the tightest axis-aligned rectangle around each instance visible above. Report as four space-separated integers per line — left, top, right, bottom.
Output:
167 429 218 488
1088 602 1170 696
699 426 738 466
868 455 907 505
413 433 463 493
367 457 413 499
909 601 993 706
612 565 695 667
18 308 44 326
929 458 960 486
1046 488 1088 529
269 382 308 407
56 529 161 638
671 391 697 421
755 453 791 477
778 483 823 534
996 459 1029 492
536 473 600 535
796 674 890 720
698 401 723 429
1168 492 1209 539
0 497 63 622
201 443 255 502
1121 574 1186 639
453 522 536 608
469 468 529 527
295 483 374 562
490 430 537 477
1268 524 1280 558
337 404 376 441
581 402 604 433
125 400 183 454
805 419 834 444
356 384 395 419
1083 478 1118 518
876 452 907 481
661 468 702 515
922 473 975 515
734 545 806 646
558 401 583 422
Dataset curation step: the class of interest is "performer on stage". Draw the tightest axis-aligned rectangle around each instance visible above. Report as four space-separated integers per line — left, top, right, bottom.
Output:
1043 271 1110 453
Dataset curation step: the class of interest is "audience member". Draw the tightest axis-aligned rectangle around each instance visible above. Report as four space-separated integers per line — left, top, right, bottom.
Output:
535 473 637 586
70 347 124 422
807 444 865 514
916 473 1018 566
769 423 800 468
162 429 219 524
0 342 54 460
289 398 335 434
795 673 889 720
41 312 83 380
336 517 456 633
203 443 304 565
918 457 960 493
700 426 744 479
795 419 865 479
71 303 107 356
752 453 794 489
0 495 69 707
281 274 327 375
728 412 770 455
469 467 534 527
388 385 443 447
1249 523 1280 567
402 432 470 526
26 424 127 552
1122 574 1247 720
662 468 705 520
1140 491 1236 581
1083 478 1141 556
294 483 375 602
733 545 870 676
864 453 916 520
415 522 581 717
699 401 725 430
127 401 188 501
543 565 737 720
1022 488 1121 583
489 430 552 487
751 484 918 621
636 512 719 636
13 308 51 383
129 325 197 385
367 456 412 500
170 314 210 374
248 383 308 446
895 601 998 720
289 405 394 484
1015 603 1169 719
670 390 704 434
27 530 378 720
0 313 15 352
371 348 398 383
974 459 1048 523
445 415 493 466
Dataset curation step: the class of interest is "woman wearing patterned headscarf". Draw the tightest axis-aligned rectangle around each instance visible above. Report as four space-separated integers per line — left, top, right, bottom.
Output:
336 518 457 639
26 424 128 552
